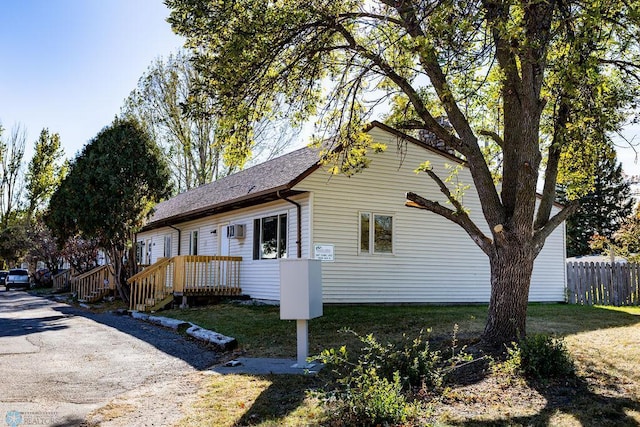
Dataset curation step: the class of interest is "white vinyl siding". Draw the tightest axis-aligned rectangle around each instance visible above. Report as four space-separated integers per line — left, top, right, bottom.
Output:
293 126 566 304
137 125 566 304
137 197 306 301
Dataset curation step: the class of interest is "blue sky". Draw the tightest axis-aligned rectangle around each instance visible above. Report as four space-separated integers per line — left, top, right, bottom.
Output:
1 0 638 178
0 0 183 159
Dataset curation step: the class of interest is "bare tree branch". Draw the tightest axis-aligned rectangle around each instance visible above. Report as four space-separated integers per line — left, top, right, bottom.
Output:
533 201 579 255
479 129 504 148
329 18 463 153
406 191 492 255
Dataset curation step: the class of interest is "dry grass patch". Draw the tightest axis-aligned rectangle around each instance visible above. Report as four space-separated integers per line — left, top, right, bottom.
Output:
86 402 137 424
164 303 640 426
178 373 325 427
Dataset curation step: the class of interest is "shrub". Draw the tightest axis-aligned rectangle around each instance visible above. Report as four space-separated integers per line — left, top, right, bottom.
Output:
324 369 416 426
316 329 470 426
506 334 575 381
318 329 444 390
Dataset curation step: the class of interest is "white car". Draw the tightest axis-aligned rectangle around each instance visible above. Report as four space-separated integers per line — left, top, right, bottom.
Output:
5 269 31 291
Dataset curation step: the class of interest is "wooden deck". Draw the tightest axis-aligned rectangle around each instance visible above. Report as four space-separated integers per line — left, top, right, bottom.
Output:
72 265 115 303
128 255 242 312
52 269 72 292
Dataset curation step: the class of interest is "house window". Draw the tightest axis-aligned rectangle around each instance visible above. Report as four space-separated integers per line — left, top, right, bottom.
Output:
189 230 199 255
135 242 143 264
164 235 172 257
253 214 287 259
145 239 152 264
359 212 393 254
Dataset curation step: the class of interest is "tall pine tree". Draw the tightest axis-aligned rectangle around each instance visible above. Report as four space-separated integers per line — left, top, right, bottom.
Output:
561 147 633 257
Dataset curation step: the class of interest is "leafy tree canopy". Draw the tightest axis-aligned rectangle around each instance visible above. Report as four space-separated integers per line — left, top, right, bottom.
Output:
46 117 172 299
122 50 296 193
167 0 640 346
26 128 68 217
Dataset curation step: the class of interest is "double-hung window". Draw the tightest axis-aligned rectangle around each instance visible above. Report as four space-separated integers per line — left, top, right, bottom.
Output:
163 235 172 257
359 212 394 254
189 230 199 255
135 242 143 264
253 214 287 259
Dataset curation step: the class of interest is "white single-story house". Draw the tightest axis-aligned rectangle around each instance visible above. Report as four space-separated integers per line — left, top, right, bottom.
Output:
136 122 566 304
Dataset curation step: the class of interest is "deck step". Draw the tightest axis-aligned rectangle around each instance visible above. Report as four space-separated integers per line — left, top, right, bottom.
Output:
149 294 174 312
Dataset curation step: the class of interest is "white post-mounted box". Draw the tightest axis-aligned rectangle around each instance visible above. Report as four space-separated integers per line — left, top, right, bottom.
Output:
280 258 323 320
280 258 323 369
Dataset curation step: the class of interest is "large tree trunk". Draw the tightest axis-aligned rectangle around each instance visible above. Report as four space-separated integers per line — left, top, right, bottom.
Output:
108 246 130 304
482 239 536 347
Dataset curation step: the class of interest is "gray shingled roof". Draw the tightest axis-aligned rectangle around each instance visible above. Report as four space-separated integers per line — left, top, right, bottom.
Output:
144 145 322 229
141 121 470 231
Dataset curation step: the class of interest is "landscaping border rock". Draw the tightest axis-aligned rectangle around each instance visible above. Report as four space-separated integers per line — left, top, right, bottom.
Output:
129 311 237 351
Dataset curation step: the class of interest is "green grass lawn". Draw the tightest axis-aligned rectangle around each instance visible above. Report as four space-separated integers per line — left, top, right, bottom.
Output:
160 303 640 426
163 303 490 358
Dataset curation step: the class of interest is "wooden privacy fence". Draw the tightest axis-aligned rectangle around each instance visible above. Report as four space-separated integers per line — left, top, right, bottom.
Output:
566 262 640 306
128 255 242 312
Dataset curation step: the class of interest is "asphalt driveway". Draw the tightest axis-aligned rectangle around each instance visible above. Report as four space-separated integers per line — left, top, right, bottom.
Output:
0 289 219 426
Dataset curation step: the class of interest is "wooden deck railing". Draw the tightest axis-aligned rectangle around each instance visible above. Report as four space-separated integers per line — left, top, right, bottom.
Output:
175 255 242 295
52 269 71 292
128 255 242 311
72 265 115 302
128 257 175 312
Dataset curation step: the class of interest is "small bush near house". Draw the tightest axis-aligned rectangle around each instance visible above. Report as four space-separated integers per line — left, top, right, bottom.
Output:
323 329 446 387
506 334 575 381
316 328 472 426
323 369 417 427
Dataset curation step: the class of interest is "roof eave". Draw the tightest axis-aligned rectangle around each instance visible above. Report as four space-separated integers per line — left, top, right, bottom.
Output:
140 185 308 232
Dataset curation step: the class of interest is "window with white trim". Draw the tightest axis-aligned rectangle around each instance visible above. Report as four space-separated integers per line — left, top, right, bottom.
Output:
359 212 393 254
135 241 143 264
189 230 198 255
145 239 152 264
163 235 172 257
253 214 287 259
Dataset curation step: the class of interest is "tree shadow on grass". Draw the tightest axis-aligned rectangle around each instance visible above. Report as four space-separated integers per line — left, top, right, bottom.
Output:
453 370 640 427
235 374 322 426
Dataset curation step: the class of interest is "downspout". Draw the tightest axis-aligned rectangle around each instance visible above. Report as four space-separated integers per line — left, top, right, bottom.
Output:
168 225 181 255
277 190 302 258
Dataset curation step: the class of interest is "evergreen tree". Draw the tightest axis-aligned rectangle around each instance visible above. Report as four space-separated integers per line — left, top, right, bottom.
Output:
560 148 633 257
45 117 172 301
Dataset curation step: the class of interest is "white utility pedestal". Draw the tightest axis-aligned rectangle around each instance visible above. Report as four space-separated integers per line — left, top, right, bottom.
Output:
280 258 322 368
